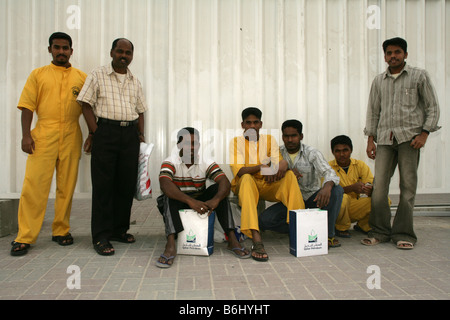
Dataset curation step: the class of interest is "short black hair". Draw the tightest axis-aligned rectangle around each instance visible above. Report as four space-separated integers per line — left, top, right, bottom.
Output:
111 38 134 51
241 107 262 121
49 32 72 48
382 37 407 53
281 119 303 135
331 135 353 152
177 127 200 144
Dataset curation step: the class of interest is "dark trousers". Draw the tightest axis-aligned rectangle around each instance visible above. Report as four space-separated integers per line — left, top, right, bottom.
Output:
90 121 139 243
157 184 235 237
259 185 344 237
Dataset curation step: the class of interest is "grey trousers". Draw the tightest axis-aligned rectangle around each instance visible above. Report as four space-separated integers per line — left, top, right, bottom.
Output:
368 139 420 244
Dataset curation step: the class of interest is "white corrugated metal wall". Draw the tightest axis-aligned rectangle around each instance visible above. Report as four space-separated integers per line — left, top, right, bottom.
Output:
0 0 448 198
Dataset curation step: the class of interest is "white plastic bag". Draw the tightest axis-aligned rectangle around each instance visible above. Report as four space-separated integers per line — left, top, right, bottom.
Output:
177 209 215 256
289 209 328 257
134 142 154 201
213 202 248 243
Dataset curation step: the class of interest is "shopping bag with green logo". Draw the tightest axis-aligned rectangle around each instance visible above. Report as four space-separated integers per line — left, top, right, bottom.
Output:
289 209 328 257
177 209 215 256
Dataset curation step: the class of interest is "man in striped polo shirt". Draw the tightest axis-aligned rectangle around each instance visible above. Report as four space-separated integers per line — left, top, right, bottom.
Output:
156 127 250 268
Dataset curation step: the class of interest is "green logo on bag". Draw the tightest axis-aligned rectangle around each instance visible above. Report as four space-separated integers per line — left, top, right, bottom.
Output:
308 230 318 243
186 229 196 243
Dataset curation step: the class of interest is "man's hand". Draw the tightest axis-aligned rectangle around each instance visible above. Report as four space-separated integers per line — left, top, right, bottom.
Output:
83 135 93 153
313 182 333 208
410 131 428 149
291 168 303 180
366 137 376 160
21 135 35 154
187 198 213 216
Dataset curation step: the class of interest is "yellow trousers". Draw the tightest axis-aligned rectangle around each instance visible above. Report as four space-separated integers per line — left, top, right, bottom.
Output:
232 171 304 238
335 194 371 232
15 121 82 244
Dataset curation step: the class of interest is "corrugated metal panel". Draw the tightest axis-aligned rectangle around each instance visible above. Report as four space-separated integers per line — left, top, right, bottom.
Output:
0 0 448 198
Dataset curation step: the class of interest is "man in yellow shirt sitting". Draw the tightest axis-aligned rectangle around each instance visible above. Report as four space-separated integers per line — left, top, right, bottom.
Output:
229 107 304 261
329 135 375 237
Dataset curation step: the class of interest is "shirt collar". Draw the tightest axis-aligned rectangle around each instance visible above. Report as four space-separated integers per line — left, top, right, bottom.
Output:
106 62 133 79
49 62 72 70
383 63 410 79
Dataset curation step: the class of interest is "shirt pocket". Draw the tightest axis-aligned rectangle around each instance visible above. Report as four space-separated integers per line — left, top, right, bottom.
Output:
297 165 311 175
401 88 418 106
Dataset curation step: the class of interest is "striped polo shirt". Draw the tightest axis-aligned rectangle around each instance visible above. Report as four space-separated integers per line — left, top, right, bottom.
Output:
159 152 226 198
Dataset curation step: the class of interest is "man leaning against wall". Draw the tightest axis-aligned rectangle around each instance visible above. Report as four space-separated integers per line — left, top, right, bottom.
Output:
77 38 147 256
363 37 441 250
11 32 87 256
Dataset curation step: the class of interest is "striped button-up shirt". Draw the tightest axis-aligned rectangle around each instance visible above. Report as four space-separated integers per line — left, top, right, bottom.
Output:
280 144 340 201
364 64 440 145
77 63 147 121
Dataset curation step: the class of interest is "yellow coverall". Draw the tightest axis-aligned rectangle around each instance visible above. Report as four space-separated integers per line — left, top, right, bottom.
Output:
230 135 304 238
15 63 87 244
329 158 375 232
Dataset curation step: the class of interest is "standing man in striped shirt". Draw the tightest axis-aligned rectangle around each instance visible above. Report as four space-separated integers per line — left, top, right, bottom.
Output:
156 127 250 268
363 37 440 250
77 38 147 255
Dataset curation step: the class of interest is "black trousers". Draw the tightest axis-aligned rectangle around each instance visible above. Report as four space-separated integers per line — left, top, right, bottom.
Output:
157 183 235 237
90 121 139 243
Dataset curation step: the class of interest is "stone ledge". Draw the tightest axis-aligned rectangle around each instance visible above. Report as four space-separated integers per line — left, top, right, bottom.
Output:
0 199 19 237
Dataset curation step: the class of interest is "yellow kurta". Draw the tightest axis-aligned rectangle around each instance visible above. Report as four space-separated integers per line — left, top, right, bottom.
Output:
229 135 304 237
16 63 87 244
329 158 374 232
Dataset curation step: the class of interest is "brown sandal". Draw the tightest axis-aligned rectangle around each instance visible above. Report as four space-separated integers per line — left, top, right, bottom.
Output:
251 241 269 262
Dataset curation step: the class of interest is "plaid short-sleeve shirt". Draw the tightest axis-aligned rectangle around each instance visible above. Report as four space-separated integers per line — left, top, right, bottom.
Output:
77 63 147 121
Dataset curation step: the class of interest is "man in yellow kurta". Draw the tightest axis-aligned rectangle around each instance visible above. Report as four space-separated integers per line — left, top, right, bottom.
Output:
229 107 304 261
11 32 87 256
329 135 375 236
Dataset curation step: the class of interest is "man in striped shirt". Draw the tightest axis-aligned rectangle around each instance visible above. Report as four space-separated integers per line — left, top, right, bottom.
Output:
156 127 250 268
259 120 344 248
363 37 440 250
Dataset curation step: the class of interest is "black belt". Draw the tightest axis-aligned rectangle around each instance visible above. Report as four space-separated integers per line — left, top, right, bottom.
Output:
98 117 138 127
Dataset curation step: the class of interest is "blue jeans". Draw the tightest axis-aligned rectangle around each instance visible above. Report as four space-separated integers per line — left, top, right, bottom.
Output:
259 185 343 238
368 140 419 244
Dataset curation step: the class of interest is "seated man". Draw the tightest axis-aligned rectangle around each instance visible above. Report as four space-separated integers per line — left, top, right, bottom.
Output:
156 127 250 268
259 120 344 248
229 108 304 262
329 135 389 237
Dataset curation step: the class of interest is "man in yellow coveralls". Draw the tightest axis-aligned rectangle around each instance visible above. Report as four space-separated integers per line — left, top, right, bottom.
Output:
329 135 391 238
329 135 375 237
11 32 87 256
229 107 304 262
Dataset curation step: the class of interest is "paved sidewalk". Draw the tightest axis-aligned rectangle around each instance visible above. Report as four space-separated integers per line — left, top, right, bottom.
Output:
0 197 449 301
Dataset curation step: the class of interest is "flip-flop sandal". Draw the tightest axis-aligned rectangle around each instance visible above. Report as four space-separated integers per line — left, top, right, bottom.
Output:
93 240 115 256
156 254 175 268
251 242 269 262
10 241 30 256
396 241 414 250
227 247 251 259
328 237 341 248
361 237 380 246
110 233 136 243
52 233 74 246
